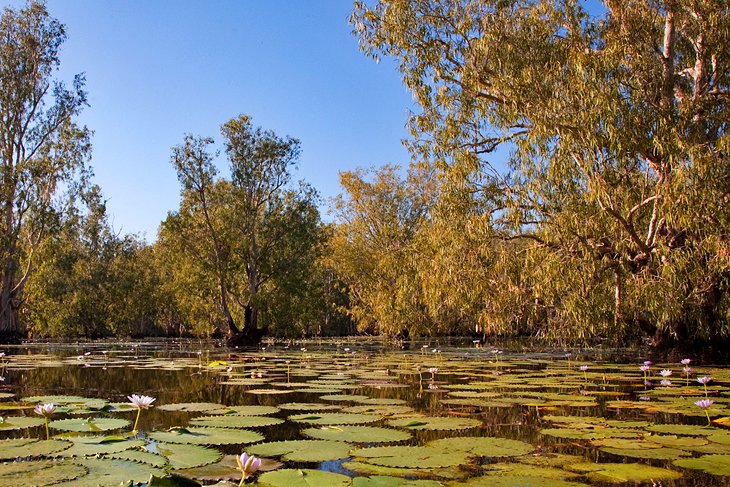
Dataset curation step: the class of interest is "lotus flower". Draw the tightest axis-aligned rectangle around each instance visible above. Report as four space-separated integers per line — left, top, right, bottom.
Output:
34 403 55 439
34 403 56 417
681 358 691 366
236 452 262 484
698 376 712 397
128 394 156 434
695 398 715 425
659 369 672 377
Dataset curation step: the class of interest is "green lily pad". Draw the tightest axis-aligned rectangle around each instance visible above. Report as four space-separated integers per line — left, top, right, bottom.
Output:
53 458 165 487
427 436 533 457
343 405 415 416
156 442 222 469
0 416 44 430
567 462 682 483
49 417 130 432
289 413 381 425
599 446 690 460
55 435 145 457
351 445 470 469
454 475 590 487
352 476 443 487
0 460 87 486
674 454 730 475
320 394 370 402
258 468 351 487
107 449 168 468
302 425 412 443
149 426 264 445
158 402 225 413
387 417 481 431
190 415 284 428
209 405 280 416
173 454 281 482
0 438 71 459
278 402 341 411
249 439 352 462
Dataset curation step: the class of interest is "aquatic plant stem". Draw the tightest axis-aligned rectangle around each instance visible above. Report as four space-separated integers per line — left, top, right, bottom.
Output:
704 409 711 426
44 418 49 440
132 407 141 434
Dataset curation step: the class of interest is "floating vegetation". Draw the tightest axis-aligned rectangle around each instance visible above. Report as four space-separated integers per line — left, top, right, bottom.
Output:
0 340 727 485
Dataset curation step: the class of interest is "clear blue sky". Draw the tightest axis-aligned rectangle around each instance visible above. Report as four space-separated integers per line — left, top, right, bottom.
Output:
12 1 414 240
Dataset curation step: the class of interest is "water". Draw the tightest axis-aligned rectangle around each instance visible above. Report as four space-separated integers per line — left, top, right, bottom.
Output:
0 338 727 486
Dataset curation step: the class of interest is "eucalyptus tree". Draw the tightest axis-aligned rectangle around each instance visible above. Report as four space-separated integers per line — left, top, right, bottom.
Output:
352 0 729 348
163 115 323 340
330 165 435 337
0 2 90 340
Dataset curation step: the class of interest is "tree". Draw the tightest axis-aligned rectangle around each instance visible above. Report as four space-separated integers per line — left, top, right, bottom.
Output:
352 0 729 350
330 165 434 337
163 115 323 342
222 115 302 333
0 1 90 340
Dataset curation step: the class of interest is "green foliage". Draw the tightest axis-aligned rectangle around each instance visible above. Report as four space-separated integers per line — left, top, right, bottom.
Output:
157 115 329 338
349 0 730 347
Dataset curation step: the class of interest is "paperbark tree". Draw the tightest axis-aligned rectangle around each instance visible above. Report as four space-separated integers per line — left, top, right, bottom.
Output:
0 2 90 341
352 0 729 349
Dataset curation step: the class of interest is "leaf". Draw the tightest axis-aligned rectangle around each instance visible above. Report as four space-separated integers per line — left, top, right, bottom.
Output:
149 427 264 445
674 454 730 476
0 438 71 459
351 445 470 469
49 417 130 433
257 468 351 487
302 425 412 443
156 442 222 469
387 416 481 431
249 439 352 462
289 413 381 425
427 436 534 457
53 458 165 487
567 462 682 483
0 460 87 486
190 415 284 428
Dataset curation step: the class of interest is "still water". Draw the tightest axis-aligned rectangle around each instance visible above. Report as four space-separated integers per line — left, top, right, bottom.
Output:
0 339 728 486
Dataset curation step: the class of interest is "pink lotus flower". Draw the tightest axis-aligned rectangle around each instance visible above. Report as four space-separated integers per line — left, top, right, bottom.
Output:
34 403 55 440
34 403 56 417
128 394 156 434
696 398 714 425
236 452 262 483
127 394 156 409
681 358 691 365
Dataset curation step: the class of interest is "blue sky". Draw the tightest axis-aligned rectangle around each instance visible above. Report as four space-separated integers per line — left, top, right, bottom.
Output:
14 1 414 239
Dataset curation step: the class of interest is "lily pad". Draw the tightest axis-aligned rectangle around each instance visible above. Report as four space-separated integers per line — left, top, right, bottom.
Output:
158 402 225 413
387 417 481 431
49 417 130 432
351 445 470 469
190 415 284 428
567 462 682 483
156 442 222 469
289 413 381 425
258 468 351 487
54 458 165 487
0 460 87 486
149 426 264 445
249 439 352 462
107 449 168 468
209 405 280 416
55 435 145 457
674 454 730 476
0 438 71 459
352 476 443 487
0 416 44 430
427 436 534 457
302 425 412 443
